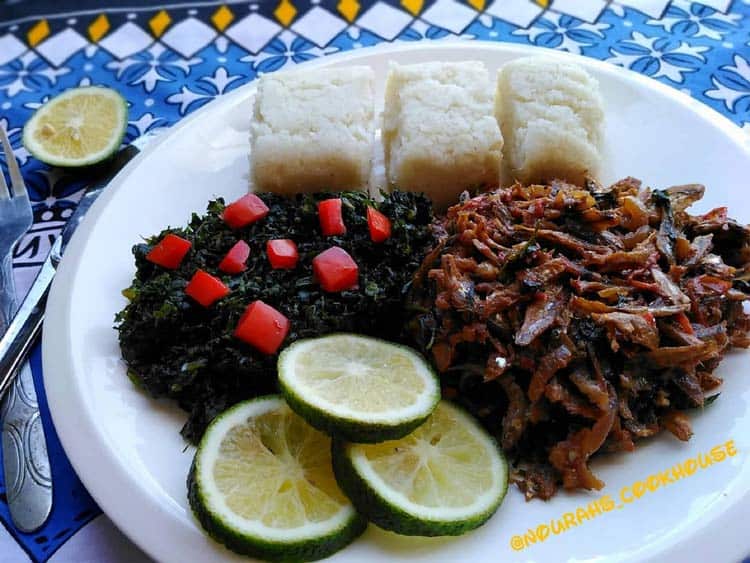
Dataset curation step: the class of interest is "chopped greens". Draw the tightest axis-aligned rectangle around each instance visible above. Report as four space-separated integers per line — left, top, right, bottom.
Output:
116 190 435 442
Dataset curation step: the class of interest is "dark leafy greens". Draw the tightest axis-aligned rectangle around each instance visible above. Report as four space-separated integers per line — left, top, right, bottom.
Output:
116 191 435 442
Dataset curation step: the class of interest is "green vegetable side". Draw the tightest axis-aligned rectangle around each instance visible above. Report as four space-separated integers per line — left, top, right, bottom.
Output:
115 190 435 442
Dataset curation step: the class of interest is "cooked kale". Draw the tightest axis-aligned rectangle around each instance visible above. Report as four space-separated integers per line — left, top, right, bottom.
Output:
116 191 435 442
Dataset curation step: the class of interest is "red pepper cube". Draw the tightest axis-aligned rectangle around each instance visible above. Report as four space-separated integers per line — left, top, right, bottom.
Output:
366 206 392 243
234 300 290 355
312 246 359 293
223 193 269 229
185 269 230 307
267 239 299 269
219 240 251 274
146 234 192 269
318 199 346 236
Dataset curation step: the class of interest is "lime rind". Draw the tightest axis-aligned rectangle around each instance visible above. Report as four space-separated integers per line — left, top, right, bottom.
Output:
188 396 367 561
331 401 509 537
188 463 366 562
282 384 434 444
22 86 128 168
277 334 440 443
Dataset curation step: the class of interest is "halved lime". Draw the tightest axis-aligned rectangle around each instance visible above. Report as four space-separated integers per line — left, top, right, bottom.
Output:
187 396 366 561
332 400 508 537
23 86 127 167
278 334 440 443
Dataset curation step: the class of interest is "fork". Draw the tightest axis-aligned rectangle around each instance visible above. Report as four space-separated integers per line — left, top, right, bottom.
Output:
0 127 32 326
0 126 53 532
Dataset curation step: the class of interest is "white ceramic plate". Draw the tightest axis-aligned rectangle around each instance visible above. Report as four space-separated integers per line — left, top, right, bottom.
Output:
43 42 750 563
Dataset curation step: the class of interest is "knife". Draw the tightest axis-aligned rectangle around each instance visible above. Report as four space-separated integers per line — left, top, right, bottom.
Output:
0 131 160 532
0 131 161 397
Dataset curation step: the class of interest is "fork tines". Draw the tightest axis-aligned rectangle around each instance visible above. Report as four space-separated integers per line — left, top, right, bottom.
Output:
0 127 27 199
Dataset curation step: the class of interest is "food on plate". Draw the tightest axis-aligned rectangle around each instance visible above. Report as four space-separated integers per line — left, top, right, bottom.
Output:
116 190 435 442
145 233 192 269
266 239 299 269
367 206 392 243
233 300 290 355
185 269 230 307
222 193 269 228
250 67 375 193
22 86 128 167
278 334 440 443
219 240 251 273
496 56 604 185
114 55 750 562
383 61 503 209
311 246 359 292
318 198 347 236
188 396 366 561
332 400 508 536
408 178 750 499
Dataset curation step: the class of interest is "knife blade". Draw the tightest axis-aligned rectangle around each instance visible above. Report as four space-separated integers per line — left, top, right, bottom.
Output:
0 131 161 397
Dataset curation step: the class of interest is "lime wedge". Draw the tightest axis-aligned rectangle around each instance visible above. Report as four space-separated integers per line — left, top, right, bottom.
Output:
187 396 366 561
332 401 508 537
278 334 440 443
22 86 127 167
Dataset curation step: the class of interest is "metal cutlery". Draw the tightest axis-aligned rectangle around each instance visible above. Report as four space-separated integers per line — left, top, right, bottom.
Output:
0 125 52 533
0 128 161 533
0 128 33 329
0 130 161 400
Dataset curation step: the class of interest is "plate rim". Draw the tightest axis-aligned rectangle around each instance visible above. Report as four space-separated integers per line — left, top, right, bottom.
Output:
42 40 750 563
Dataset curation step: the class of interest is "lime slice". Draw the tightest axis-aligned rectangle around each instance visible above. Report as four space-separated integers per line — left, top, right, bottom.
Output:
23 86 127 167
278 334 440 443
187 396 366 561
332 401 508 537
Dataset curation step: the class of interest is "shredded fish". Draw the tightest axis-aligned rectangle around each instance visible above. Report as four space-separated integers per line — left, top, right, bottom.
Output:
409 178 750 499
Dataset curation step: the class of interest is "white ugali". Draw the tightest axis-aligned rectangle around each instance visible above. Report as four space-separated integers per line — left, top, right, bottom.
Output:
496 56 604 186
251 67 375 193
383 61 503 210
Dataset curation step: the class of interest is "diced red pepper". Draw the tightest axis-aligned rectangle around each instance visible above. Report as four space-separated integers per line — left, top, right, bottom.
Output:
675 312 694 335
223 194 269 229
185 269 230 307
146 234 192 269
641 311 656 327
318 199 346 236
367 206 391 243
266 239 299 269
233 300 289 355
219 240 251 274
312 246 358 292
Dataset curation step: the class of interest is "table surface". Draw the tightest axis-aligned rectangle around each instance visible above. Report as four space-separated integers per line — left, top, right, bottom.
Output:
1 0 749 561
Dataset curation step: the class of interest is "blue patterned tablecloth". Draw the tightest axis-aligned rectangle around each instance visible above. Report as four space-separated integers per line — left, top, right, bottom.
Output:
0 1 749 561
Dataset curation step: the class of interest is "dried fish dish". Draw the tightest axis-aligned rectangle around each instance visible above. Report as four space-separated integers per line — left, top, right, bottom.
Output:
409 178 750 500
